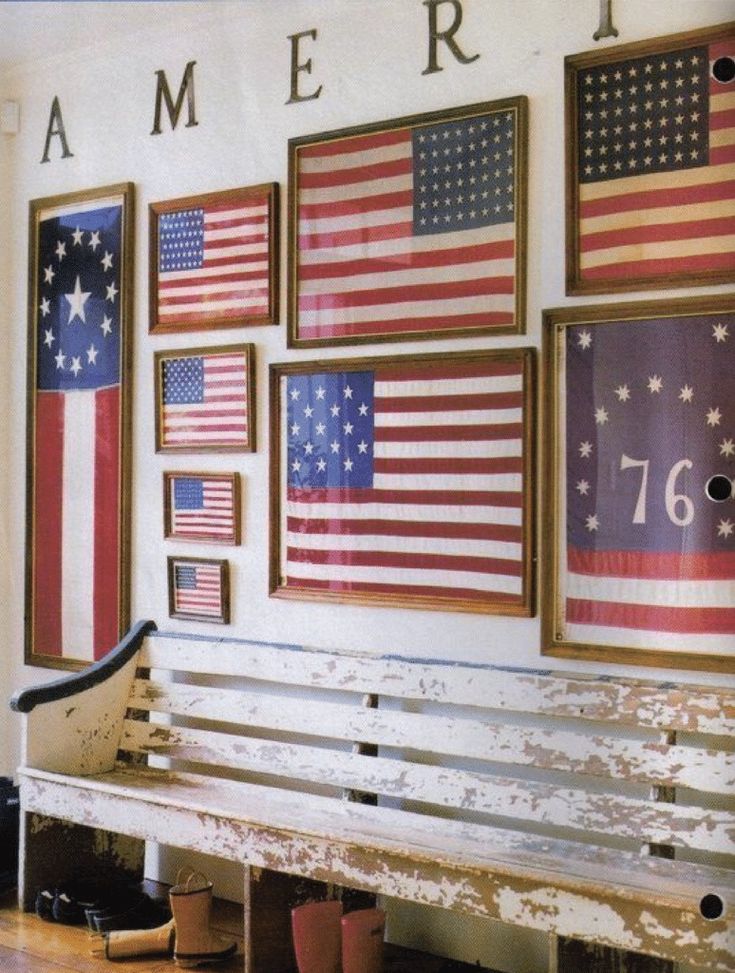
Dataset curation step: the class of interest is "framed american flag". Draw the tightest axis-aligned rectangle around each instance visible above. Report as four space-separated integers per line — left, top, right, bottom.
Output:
287 98 528 347
543 294 735 672
167 555 230 623
154 343 255 453
270 347 535 616
565 21 735 295
163 472 241 545
149 183 278 334
25 183 134 670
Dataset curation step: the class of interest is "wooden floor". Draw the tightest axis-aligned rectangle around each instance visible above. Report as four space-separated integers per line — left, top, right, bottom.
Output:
0 886 499 973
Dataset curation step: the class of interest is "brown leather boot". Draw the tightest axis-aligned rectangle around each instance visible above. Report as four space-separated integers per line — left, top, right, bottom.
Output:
291 899 343 973
341 908 386 973
169 870 237 969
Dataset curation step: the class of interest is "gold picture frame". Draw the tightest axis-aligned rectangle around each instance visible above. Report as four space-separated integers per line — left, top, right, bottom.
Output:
288 98 528 347
270 346 535 616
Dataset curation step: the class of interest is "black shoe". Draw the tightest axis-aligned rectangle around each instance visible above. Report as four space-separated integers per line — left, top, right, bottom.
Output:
34 888 55 921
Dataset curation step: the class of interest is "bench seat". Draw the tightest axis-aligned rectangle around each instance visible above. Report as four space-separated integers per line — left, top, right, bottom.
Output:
11 622 735 972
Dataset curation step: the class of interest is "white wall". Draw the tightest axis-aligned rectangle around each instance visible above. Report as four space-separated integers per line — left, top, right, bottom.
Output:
1 2 734 969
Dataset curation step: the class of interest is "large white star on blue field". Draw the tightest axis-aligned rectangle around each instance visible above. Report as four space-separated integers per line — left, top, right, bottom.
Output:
64 275 91 324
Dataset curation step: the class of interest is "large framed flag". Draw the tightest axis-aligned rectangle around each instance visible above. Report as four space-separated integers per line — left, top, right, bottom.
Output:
164 471 241 545
149 183 278 334
154 344 255 453
287 98 528 347
565 22 735 295
25 183 134 670
543 294 735 672
167 556 229 623
270 348 535 615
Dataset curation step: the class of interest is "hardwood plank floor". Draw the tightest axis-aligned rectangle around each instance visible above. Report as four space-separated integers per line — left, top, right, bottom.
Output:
0 887 243 972
0 886 501 972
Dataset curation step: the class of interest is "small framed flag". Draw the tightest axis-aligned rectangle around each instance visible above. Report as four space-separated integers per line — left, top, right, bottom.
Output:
149 183 278 334
287 98 528 347
168 556 230 623
565 22 735 294
164 472 241 545
154 344 255 453
270 347 535 615
543 293 735 673
25 183 134 670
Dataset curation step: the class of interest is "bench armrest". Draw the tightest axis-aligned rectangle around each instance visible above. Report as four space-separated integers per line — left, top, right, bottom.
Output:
11 620 156 775
11 620 156 713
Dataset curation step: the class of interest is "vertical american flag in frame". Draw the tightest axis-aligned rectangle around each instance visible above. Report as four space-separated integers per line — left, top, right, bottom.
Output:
154 344 255 453
288 98 528 348
149 183 278 334
270 348 535 615
164 472 240 545
25 183 133 671
543 294 735 673
168 556 230 624
566 22 735 294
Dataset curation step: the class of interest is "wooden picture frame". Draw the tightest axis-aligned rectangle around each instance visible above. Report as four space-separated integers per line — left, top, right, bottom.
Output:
164 472 241 545
167 555 230 623
25 182 134 670
287 97 528 348
542 293 735 673
149 183 279 334
565 21 735 295
154 343 255 453
270 347 535 615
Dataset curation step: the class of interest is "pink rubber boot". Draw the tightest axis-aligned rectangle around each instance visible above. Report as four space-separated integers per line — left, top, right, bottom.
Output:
291 899 343 973
341 908 386 973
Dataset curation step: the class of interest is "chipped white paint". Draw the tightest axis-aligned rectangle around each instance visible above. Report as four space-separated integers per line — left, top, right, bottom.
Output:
142 637 735 735
13 629 735 971
496 886 641 949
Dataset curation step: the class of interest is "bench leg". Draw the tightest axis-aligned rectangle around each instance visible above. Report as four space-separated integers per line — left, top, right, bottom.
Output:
18 812 144 911
550 935 674 973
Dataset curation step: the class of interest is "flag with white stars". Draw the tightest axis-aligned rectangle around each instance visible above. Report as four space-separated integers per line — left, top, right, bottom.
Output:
291 99 526 344
277 352 532 614
567 28 735 290
29 192 128 665
158 347 252 450
154 185 276 331
560 309 735 657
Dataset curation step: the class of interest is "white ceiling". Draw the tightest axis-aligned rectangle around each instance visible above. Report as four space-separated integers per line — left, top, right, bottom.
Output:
0 1 232 72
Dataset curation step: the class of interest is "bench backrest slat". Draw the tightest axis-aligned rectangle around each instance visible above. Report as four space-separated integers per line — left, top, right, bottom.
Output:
140 637 735 736
123 633 735 863
127 678 733 793
120 717 735 855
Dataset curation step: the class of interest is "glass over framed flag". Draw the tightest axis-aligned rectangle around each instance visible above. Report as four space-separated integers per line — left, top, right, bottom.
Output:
163 471 241 545
149 183 279 334
154 343 255 453
543 294 735 672
287 98 528 347
565 21 735 295
270 347 535 615
167 556 230 624
25 183 134 670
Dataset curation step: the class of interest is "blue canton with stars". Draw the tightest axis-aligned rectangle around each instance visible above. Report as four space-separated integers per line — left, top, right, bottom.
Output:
566 314 735 553
287 372 375 489
412 111 515 235
577 45 709 184
174 477 205 510
159 208 205 272
162 357 205 405
37 205 122 392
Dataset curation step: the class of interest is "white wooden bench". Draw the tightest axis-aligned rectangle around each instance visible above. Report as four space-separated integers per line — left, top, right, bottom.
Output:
10 621 735 972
